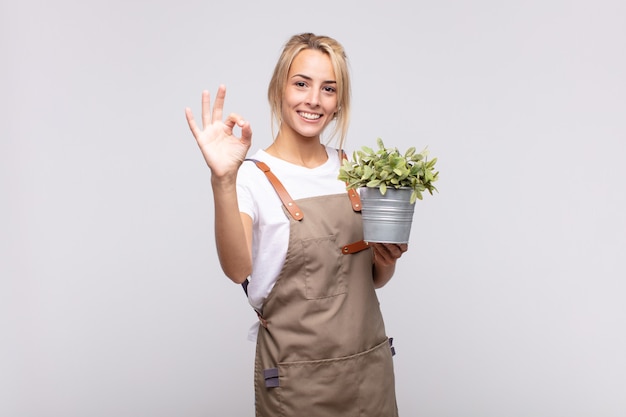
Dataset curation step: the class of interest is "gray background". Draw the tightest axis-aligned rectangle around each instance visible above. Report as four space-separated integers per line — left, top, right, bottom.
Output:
2 0 625 416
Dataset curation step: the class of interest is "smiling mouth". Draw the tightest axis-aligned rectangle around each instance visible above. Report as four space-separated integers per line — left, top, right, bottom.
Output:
298 111 322 120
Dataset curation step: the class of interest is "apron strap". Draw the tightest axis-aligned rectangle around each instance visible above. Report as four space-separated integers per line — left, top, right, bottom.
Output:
242 159 300 327
246 159 304 221
241 278 268 328
339 151 367 254
347 188 362 212
342 240 370 254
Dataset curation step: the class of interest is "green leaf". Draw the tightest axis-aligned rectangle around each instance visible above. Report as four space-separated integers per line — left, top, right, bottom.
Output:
376 137 385 150
348 180 362 189
362 165 374 180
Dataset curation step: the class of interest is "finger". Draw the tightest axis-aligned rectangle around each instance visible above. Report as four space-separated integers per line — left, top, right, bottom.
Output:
224 113 244 134
375 243 405 260
372 245 393 265
391 243 409 259
201 90 211 129
240 120 253 144
393 244 408 255
185 107 200 137
387 243 407 258
378 243 394 262
372 243 388 257
212 85 226 123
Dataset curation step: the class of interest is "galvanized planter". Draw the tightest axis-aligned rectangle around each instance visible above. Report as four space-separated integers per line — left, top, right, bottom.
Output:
360 187 415 244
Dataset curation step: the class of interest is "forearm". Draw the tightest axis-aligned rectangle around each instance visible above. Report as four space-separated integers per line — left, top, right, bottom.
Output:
372 262 396 288
370 243 408 288
212 176 252 284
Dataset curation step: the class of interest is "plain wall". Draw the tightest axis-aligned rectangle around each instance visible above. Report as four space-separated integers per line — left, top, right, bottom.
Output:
2 0 625 416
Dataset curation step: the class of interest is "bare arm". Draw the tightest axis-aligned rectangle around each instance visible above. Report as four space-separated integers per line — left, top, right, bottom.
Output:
185 86 253 283
371 243 408 288
211 178 253 283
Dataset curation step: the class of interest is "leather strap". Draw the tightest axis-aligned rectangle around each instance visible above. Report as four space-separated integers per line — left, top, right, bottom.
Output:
248 159 304 221
342 240 369 254
347 188 362 212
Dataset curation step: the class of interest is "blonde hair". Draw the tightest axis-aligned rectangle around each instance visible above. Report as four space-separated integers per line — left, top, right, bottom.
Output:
268 33 351 149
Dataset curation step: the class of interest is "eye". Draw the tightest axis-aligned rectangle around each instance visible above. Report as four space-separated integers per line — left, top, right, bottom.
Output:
295 81 307 88
323 85 336 93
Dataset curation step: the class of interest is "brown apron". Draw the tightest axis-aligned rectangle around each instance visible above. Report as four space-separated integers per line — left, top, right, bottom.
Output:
249 160 398 417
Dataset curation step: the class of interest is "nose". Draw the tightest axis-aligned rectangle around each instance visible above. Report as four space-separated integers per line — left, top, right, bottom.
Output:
306 88 320 107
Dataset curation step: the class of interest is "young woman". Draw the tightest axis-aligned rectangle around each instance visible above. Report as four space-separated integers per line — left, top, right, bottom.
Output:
185 33 407 417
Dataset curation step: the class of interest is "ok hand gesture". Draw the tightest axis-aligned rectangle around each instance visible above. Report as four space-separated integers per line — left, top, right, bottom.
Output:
185 85 252 180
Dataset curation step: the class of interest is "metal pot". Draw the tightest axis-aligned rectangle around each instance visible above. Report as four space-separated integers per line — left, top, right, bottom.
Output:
360 187 415 244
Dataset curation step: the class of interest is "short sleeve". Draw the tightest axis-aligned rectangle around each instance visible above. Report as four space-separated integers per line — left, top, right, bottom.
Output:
236 161 259 222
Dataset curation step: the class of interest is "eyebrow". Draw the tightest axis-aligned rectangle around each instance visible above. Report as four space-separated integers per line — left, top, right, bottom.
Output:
291 74 337 84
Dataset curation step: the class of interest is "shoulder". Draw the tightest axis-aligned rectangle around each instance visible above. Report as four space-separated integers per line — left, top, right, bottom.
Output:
238 150 269 181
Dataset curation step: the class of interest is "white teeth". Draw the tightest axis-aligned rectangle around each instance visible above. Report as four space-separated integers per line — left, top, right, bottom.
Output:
299 112 321 120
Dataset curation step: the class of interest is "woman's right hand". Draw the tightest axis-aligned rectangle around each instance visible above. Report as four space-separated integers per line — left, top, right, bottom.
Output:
185 85 252 180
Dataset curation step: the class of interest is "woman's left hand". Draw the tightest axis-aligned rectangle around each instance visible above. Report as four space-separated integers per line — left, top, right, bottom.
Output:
372 243 408 266
371 243 408 288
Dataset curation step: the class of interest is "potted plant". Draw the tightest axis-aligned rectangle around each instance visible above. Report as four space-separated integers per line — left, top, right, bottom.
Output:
338 138 439 243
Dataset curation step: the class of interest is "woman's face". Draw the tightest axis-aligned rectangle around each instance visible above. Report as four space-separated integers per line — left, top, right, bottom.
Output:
280 49 338 141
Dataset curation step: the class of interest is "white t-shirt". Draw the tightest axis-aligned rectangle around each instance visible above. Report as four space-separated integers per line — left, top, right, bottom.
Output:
236 146 347 316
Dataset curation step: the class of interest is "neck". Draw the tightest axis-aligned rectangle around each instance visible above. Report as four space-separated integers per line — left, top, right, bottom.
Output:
266 134 328 168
